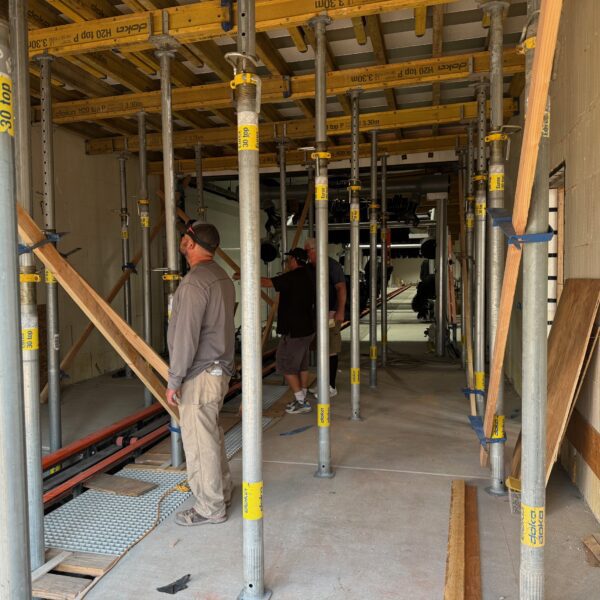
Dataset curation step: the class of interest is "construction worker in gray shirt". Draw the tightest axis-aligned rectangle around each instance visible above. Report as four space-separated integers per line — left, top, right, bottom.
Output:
166 221 236 526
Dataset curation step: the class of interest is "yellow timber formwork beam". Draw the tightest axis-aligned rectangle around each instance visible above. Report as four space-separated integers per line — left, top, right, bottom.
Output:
28 0 458 57
147 134 467 175
42 49 524 124
86 98 517 154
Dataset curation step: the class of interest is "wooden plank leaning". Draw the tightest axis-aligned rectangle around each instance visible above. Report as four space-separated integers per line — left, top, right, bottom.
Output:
17 205 178 422
480 0 564 464
40 211 166 403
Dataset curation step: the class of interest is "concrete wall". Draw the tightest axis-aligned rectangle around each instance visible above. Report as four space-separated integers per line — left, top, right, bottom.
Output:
31 125 165 385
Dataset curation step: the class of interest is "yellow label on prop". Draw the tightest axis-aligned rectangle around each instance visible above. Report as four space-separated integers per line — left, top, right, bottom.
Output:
492 415 505 439
121 230 129 239
350 368 360 385
141 215 150 228
0 74 14 137
370 223 377 234
475 371 485 391
20 273 41 283
466 215 474 230
45 270 57 284
370 345 378 360
315 183 328 202
475 202 486 217
317 404 330 427
238 124 258 151
242 481 263 520
542 111 551 138
49 464 61 475
350 208 360 222
523 36 536 51
21 328 39 351
521 504 545 547
489 172 505 192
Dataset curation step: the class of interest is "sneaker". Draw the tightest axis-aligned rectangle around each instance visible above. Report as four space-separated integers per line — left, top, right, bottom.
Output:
175 507 227 526
286 395 305 410
308 385 318 395
314 386 338 399
285 400 312 414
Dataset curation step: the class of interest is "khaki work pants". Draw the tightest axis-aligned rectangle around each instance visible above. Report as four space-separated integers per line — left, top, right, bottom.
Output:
180 370 232 519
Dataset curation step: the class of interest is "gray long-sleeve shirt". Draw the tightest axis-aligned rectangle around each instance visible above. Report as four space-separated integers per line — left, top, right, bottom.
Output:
167 260 235 390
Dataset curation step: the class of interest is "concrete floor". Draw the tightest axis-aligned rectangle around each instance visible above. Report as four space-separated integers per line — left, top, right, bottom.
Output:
50 294 599 599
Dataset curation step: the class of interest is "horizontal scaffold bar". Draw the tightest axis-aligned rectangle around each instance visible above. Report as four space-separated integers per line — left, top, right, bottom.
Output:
40 49 524 125
148 134 467 174
87 98 517 154
28 0 457 58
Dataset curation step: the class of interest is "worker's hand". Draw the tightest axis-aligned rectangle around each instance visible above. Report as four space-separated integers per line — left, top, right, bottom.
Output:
232 271 241 281
166 388 181 407
334 309 345 324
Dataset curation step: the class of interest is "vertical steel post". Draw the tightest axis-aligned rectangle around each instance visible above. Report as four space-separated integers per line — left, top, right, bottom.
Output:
484 0 509 496
311 15 334 478
434 193 448 356
307 160 315 237
348 89 362 420
458 150 467 369
380 153 389 366
520 2 548 596
195 142 206 222
118 151 133 379
0 19 33 595
232 3 271 598
137 111 153 407
156 37 183 467
466 122 475 304
474 80 488 416
278 138 288 265
369 131 379 388
37 53 62 451
10 0 44 571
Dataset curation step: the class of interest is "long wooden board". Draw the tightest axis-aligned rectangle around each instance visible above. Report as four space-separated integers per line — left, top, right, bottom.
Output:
83 473 158 496
567 409 600 482
45 549 117 577
482 0 565 462
32 573 90 600
40 211 166 403
17 205 178 422
464 486 482 600
510 280 600 482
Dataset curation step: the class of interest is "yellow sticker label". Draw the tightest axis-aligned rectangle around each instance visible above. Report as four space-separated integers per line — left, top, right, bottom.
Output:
121 229 129 239
475 202 486 217
21 328 39 351
49 464 61 475
315 183 328 202
351 368 360 385
542 111 551 138
521 504 545 547
0 74 14 137
466 215 474 230
489 172 505 192
45 270 57 284
238 124 258 151
475 371 485 391
242 481 263 520
370 223 377 234
20 273 41 283
370 345 378 360
350 207 360 222
492 415 505 439
140 215 150 228
317 403 330 428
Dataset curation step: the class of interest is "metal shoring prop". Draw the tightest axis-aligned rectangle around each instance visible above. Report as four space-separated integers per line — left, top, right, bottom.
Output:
483 0 509 497
10 0 44 572
278 128 288 267
154 14 183 467
466 122 475 324
118 149 133 379
228 2 271 598
195 142 206 222
137 111 153 407
36 52 62 452
380 153 389 366
0 17 33 597
310 14 334 479
520 2 549 596
348 89 362 420
458 149 467 369
473 79 488 416
307 159 315 237
434 192 448 356
369 130 379 388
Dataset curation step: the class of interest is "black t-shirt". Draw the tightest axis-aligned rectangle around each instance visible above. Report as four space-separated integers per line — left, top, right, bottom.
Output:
308 257 346 312
272 267 316 338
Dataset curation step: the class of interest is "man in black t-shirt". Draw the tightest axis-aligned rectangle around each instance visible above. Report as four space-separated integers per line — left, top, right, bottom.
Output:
260 248 316 414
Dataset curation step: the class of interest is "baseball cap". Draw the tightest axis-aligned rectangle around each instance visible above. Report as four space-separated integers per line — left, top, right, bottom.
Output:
182 220 220 253
284 247 309 265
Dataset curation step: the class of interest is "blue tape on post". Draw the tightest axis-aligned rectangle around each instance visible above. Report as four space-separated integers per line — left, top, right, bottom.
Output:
468 416 507 448
168 424 181 434
220 0 234 32
462 387 485 398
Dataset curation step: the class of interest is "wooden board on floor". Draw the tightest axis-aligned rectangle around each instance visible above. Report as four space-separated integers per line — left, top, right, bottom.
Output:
582 534 600 566
45 548 117 577
510 280 600 482
83 473 157 496
567 409 600 482
444 480 481 600
32 573 91 600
